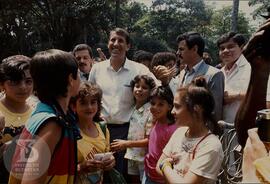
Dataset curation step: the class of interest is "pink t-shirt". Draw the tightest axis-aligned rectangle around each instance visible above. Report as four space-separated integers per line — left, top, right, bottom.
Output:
144 122 177 183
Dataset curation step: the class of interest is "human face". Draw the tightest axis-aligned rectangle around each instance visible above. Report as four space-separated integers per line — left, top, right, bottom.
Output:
177 40 194 65
108 32 130 60
2 70 33 103
219 39 242 66
133 79 151 104
150 97 171 121
74 49 94 74
74 96 98 121
171 92 192 126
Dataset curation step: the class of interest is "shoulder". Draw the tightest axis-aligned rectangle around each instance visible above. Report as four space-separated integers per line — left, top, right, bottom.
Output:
126 59 148 71
92 60 109 70
26 102 57 134
200 134 223 153
171 127 188 138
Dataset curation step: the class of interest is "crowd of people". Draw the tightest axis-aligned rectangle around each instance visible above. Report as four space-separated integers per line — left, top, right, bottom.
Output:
0 17 269 184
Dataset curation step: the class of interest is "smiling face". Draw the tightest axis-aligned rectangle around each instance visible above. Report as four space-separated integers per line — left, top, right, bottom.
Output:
1 70 33 103
74 96 98 122
171 92 192 126
219 38 242 67
133 79 151 104
150 96 171 121
108 31 130 60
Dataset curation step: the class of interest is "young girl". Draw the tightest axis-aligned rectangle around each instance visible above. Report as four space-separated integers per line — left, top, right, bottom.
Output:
0 55 33 145
9 49 81 183
0 55 33 183
70 81 115 184
143 86 177 184
110 75 156 183
156 77 223 183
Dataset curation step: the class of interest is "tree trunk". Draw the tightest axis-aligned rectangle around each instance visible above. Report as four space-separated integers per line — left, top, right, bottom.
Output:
115 0 120 27
231 0 239 32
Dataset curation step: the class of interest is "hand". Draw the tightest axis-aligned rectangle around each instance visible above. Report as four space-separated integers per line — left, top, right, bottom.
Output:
152 65 178 85
97 48 107 61
77 159 103 173
110 139 128 152
242 128 268 182
102 154 115 171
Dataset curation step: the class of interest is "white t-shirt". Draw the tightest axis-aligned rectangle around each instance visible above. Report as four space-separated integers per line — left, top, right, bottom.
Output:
89 58 159 124
163 127 224 183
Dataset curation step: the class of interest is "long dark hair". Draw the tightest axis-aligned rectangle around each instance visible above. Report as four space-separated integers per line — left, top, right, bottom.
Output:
177 76 220 135
150 86 175 124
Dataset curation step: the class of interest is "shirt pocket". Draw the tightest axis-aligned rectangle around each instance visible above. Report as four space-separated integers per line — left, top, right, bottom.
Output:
121 84 134 103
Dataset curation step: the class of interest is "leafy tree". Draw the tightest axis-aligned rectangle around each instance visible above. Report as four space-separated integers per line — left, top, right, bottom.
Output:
134 0 212 50
248 0 270 19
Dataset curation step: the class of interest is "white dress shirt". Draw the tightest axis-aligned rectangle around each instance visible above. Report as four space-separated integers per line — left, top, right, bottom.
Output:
89 58 158 124
221 54 251 124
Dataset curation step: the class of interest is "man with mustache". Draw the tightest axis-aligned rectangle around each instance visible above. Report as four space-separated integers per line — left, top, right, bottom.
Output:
169 32 224 121
73 44 94 81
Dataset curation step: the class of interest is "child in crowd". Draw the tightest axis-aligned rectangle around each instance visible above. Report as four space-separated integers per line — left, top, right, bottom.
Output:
0 55 33 183
143 86 177 184
150 52 178 86
9 49 81 183
156 77 223 183
133 50 153 69
110 75 156 183
0 55 33 146
70 81 115 184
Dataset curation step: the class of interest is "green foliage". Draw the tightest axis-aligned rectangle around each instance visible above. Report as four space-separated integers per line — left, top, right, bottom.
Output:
248 0 270 19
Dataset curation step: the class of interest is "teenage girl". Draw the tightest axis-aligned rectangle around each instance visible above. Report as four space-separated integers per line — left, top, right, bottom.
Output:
110 75 156 183
143 86 177 184
70 81 115 184
0 55 33 183
156 77 223 183
9 49 81 183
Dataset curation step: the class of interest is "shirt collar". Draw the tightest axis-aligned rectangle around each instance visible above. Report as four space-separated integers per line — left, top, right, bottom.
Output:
185 60 204 74
107 57 131 71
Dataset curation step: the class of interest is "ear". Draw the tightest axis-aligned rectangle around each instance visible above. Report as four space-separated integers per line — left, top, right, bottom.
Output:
193 105 201 113
68 73 74 87
192 45 198 53
126 43 131 52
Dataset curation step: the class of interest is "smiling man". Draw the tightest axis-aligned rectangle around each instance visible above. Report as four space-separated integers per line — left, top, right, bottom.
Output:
88 28 157 177
217 32 251 124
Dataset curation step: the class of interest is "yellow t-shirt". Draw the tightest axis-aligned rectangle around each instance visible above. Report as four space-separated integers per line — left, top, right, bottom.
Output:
77 123 110 184
0 101 32 144
0 101 32 127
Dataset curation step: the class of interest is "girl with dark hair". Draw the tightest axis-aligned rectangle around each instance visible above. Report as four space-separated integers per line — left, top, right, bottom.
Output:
111 75 156 183
70 81 115 184
0 55 33 183
156 77 223 184
9 49 81 183
143 86 177 184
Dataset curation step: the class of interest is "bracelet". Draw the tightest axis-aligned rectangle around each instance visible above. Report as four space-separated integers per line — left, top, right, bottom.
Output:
159 160 172 173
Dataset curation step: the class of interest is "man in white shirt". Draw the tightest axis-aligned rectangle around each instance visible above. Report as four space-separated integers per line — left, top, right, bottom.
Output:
88 28 157 175
217 32 251 124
